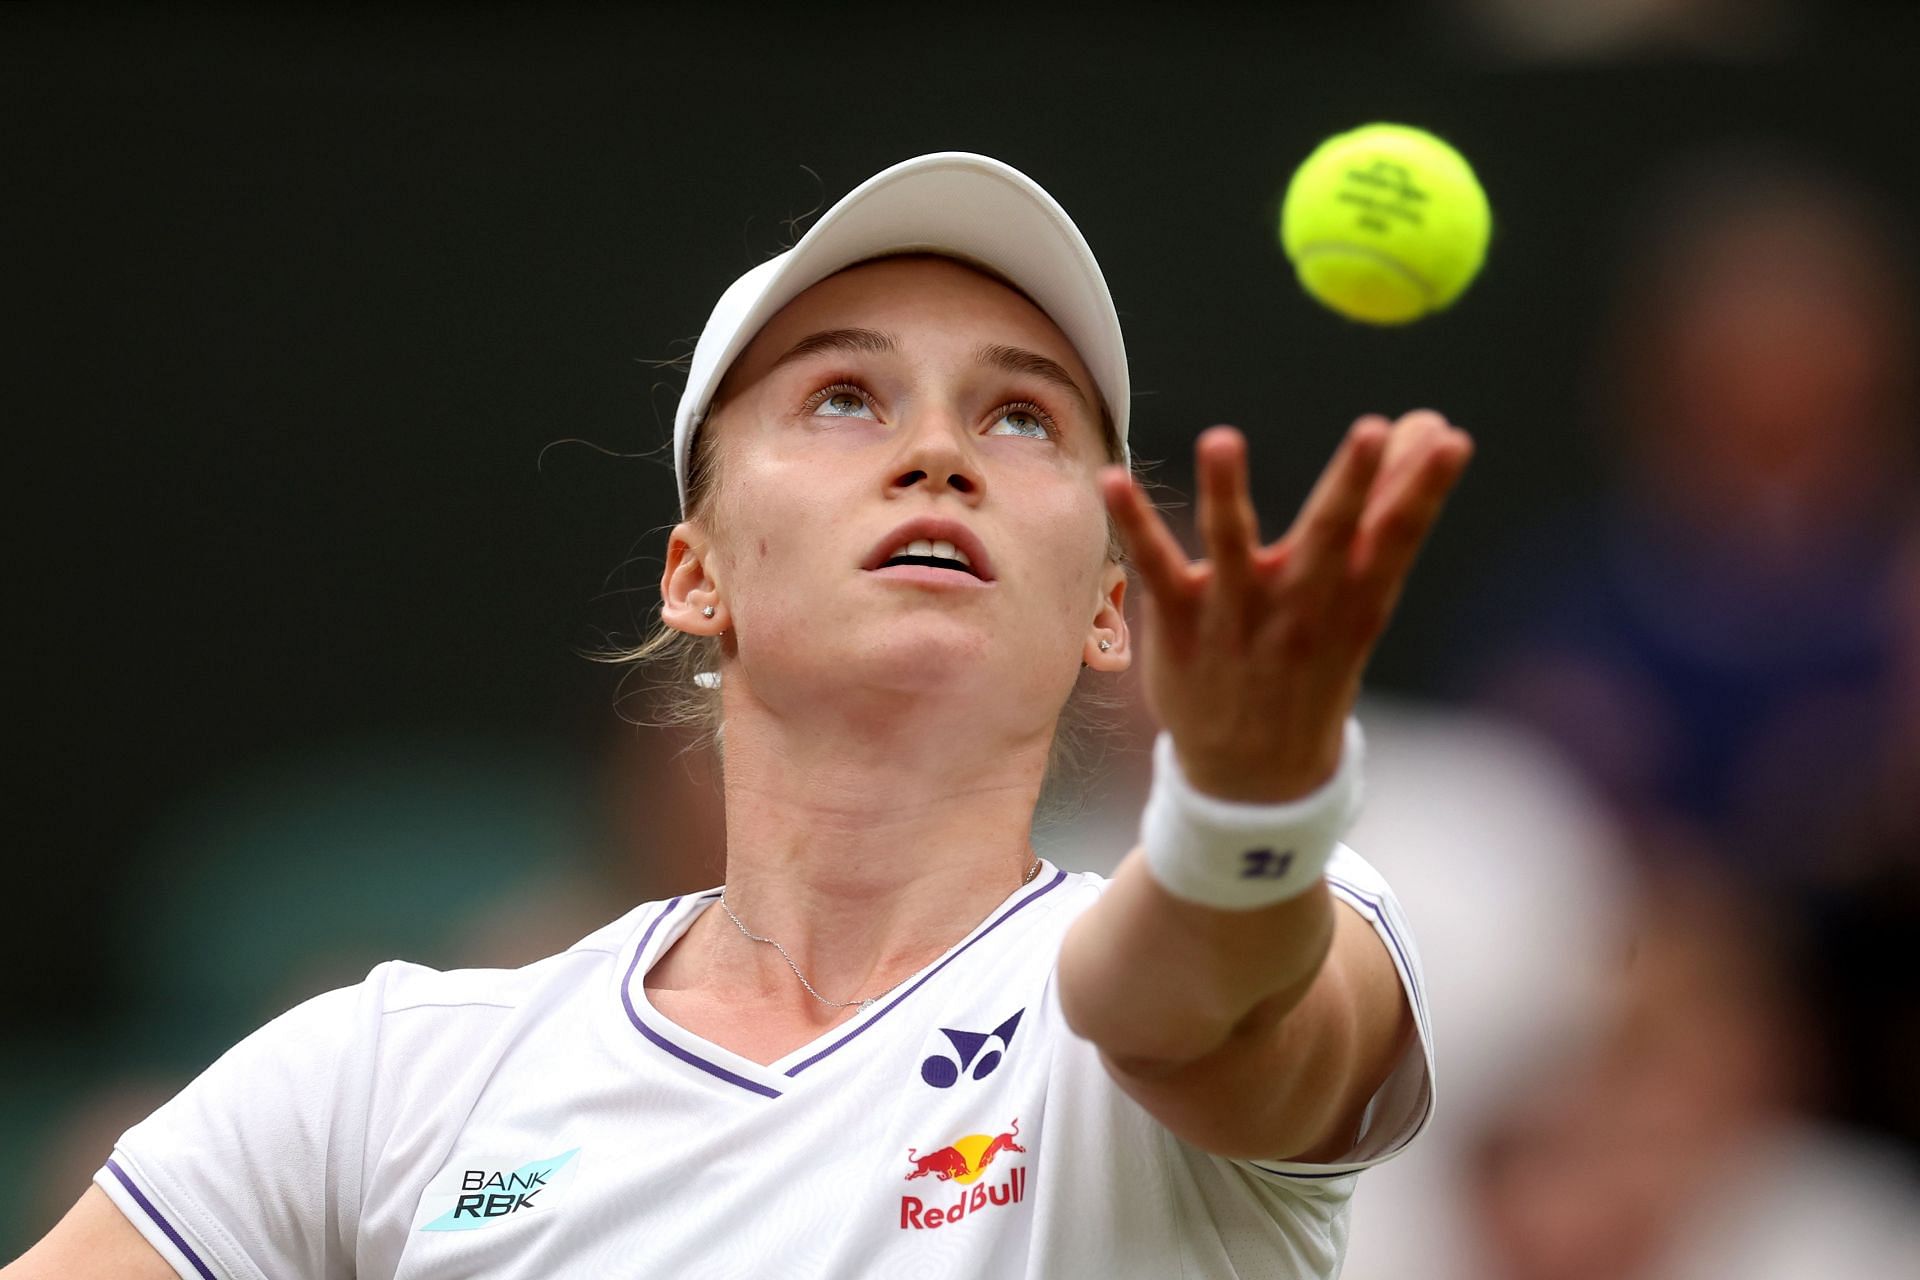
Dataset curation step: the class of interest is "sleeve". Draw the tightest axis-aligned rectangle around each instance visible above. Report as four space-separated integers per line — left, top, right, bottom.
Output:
92 968 386 1280
1238 842 1437 1183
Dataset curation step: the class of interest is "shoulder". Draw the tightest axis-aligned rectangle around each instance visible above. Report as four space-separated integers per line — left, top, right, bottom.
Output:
1050 866 1111 904
364 900 661 1031
1004 866 1109 950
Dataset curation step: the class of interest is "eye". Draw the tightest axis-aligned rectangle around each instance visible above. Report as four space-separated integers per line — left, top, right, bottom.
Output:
986 402 1056 440
806 383 877 420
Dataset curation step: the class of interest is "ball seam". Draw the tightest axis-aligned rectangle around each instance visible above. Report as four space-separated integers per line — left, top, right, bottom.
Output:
1290 241 1439 306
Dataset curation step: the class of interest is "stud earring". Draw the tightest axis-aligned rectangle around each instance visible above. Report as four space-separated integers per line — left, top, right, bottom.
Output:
702 606 716 619
1098 639 1112 652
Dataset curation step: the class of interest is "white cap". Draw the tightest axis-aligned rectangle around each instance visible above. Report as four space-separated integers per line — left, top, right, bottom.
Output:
672 151 1129 512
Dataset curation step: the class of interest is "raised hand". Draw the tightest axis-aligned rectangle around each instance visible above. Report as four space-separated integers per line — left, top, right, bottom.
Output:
1101 411 1473 803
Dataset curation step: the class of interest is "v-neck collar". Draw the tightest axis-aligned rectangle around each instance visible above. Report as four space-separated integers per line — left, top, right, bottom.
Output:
616 867 1068 1099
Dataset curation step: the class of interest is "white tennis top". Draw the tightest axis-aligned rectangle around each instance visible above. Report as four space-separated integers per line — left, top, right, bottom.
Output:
97 847 1434 1279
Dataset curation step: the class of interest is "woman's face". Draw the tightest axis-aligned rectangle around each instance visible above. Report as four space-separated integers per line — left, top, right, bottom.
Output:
670 254 1126 731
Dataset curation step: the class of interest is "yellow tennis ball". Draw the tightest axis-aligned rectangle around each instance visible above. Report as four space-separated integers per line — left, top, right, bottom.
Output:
1279 123 1491 325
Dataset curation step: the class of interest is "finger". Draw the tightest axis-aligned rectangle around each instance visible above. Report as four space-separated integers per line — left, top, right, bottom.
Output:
1194 426 1259 590
1282 416 1391 594
1101 466 1198 613
1358 416 1468 548
1368 409 1452 510
1351 427 1473 605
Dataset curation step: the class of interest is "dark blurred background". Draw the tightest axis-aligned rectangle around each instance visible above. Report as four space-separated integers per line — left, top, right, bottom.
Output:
7 1 1918 1273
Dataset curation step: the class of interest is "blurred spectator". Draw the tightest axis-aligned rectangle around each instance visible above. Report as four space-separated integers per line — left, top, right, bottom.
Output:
1459 146 1918 891
1799 526 1920 1168
1872 525 1920 853
1442 0 1798 62
1334 698 1630 1280
1471 871 1920 1279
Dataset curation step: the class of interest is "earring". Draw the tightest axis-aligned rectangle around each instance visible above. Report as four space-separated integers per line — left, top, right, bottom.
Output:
1098 639 1112 652
702 606 716 619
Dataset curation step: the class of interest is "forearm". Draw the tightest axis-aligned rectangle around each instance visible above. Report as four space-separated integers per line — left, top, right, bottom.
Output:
1056 847 1336 1071
1069 414 1463 1158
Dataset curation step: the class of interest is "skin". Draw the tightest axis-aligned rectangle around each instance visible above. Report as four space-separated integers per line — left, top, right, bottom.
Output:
642 257 1130 1043
8 253 1471 1275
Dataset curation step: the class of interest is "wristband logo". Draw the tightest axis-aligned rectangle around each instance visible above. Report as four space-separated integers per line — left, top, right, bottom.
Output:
1240 848 1296 880
920 1008 1024 1088
416 1148 581 1232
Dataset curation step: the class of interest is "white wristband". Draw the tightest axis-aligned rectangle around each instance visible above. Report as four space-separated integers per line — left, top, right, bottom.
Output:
1141 718 1365 910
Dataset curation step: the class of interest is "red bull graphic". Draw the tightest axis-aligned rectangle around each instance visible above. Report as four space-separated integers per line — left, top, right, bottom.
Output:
901 1119 1027 1230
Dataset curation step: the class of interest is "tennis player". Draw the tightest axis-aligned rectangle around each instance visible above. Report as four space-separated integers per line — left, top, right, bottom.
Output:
9 152 1466 1278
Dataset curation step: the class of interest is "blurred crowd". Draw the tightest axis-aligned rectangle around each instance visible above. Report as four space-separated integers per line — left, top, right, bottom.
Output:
6 143 1916 1276
1358 147 1920 1275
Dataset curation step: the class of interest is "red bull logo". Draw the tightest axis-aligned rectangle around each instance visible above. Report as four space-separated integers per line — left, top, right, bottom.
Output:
900 1118 1027 1230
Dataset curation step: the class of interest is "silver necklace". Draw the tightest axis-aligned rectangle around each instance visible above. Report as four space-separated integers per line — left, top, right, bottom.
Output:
718 857 1044 1011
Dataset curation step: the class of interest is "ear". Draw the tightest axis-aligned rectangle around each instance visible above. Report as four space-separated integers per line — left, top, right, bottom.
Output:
660 522 728 636
1081 560 1130 671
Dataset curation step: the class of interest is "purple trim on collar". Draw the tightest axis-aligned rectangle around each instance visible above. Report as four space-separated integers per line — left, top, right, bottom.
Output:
617 871 1071 1096
105 1158 218 1280
620 894 784 1099
784 868 1068 1078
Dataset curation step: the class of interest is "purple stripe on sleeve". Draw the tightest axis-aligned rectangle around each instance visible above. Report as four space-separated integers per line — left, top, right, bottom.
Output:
1325 875 1428 1030
1243 885 1432 1183
619 895 784 1098
785 868 1069 1078
104 1158 219 1280
1325 873 1437 1139
1248 1161 1361 1180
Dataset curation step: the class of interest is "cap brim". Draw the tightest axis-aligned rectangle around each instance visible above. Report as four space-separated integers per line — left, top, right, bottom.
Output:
673 152 1128 511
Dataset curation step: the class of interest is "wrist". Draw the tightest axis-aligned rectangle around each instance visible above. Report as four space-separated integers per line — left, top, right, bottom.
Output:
1173 730 1346 804
1141 717 1365 911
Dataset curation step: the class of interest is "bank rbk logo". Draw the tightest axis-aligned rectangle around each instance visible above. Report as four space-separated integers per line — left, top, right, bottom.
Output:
418 1148 581 1232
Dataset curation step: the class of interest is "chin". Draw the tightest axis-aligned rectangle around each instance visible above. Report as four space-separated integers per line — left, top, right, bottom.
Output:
855 619 997 686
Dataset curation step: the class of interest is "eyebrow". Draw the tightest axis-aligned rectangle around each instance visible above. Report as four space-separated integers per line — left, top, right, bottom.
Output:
768 327 1093 414
972 342 1092 412
769 327 897 370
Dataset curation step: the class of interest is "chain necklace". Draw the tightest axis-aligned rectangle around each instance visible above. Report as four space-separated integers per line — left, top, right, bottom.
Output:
718 857 1044 1011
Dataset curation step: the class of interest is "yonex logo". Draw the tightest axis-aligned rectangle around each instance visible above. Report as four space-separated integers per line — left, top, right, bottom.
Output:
920 1008 1023 1088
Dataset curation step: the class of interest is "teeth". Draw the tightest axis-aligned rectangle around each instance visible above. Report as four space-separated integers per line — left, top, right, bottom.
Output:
884 536 974 570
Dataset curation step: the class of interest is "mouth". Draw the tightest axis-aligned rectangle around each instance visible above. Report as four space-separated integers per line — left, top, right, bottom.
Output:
881 540 979 576
863 520 994 583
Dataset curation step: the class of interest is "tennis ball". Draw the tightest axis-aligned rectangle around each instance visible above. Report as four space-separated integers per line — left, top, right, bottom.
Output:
1279 123 1491 325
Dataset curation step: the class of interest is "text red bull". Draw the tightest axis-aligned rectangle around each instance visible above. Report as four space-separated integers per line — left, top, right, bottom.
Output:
900 1167 1026 1230
900 1120 1028 1230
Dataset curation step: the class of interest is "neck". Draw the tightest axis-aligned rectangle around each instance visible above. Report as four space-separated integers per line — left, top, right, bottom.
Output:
666 678 1055 1011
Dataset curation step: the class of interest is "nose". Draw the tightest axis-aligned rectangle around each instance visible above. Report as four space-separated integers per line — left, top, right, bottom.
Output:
887 408 983 501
